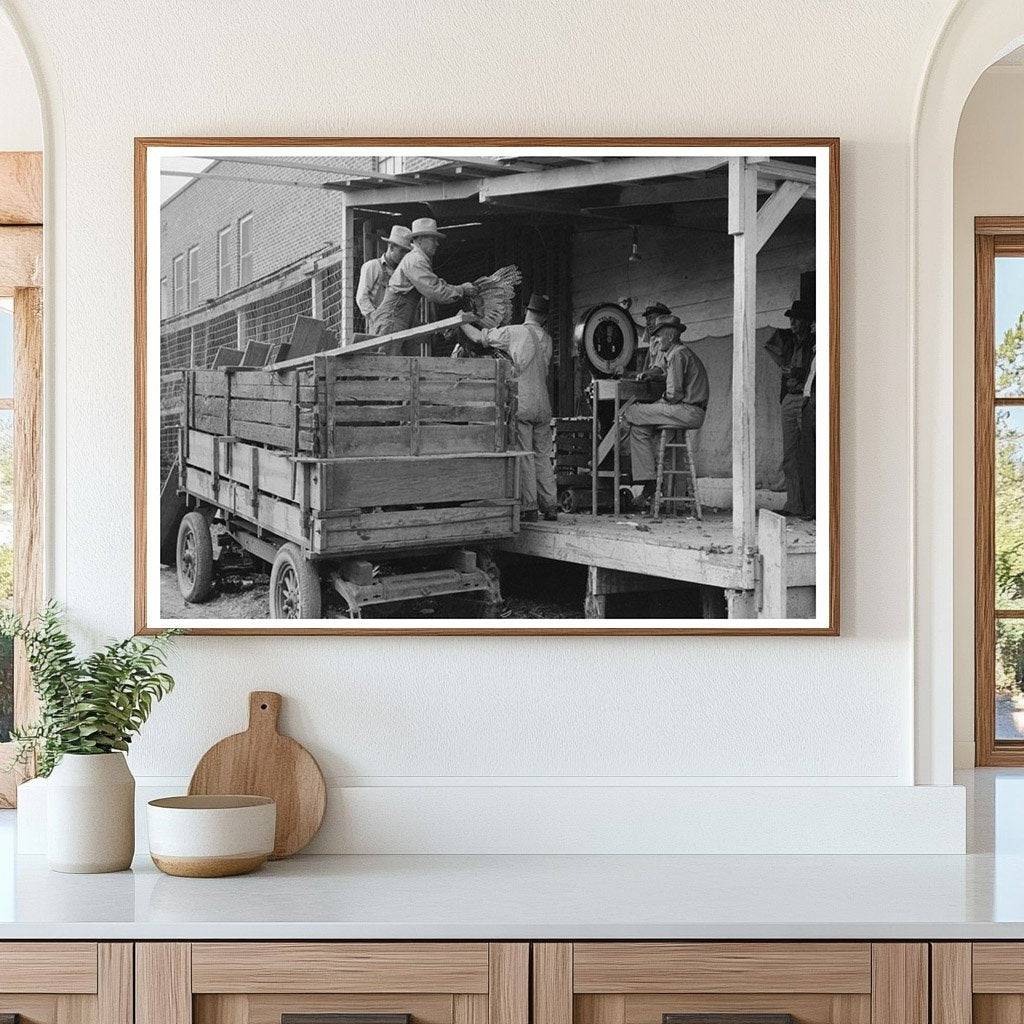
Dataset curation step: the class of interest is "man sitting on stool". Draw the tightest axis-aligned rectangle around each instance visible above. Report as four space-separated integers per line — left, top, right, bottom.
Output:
625 313 709 510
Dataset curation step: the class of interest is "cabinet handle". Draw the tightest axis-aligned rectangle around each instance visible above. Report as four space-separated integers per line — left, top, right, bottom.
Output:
664 1016 797 1024
283 1016 411 1024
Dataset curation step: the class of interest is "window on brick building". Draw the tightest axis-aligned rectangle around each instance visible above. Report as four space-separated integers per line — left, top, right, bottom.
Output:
217 225 232 295
172 254 186 313
160 277 168 318
375 156 403 176
238 213 253 287
187 245 200 309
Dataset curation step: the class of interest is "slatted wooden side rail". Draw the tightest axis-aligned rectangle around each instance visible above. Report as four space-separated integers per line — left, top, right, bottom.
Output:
324 354 513 458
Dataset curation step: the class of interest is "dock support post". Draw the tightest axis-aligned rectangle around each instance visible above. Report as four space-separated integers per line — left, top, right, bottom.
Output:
584 566 606 618
757 508 788 618
340 198 356 344
728 157 759 560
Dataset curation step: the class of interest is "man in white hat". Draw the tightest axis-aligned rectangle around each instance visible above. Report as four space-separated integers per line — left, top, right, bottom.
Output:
356 224 412 321
369 217 478 354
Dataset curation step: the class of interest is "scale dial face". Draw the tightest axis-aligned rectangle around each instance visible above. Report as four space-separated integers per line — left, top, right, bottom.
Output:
577 303 638 375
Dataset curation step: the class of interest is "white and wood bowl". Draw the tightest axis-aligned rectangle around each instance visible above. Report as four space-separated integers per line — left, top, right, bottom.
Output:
147 795 276 878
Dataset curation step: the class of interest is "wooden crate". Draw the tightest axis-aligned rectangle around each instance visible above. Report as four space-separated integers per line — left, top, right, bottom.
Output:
181 354 521 558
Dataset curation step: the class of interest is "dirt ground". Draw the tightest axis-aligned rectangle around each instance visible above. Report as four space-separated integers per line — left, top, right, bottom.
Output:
160 552 707 622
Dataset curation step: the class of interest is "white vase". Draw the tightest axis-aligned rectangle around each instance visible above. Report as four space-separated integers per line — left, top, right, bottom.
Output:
46 752 135 873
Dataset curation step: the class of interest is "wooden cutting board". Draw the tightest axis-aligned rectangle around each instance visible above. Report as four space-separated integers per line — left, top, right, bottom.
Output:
188 691 326 859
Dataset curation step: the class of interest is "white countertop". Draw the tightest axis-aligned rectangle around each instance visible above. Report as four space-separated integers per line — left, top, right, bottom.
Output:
1 849 1023 940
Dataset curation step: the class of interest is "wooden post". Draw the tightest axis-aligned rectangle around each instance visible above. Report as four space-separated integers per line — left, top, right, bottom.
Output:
235 308 247 349
340 199 356 344
362 217 376 265
728 157 758 558
757 508 787 618
310 267 324 320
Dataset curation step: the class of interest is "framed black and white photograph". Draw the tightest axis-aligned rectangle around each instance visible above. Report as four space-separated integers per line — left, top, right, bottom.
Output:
135 138 839 635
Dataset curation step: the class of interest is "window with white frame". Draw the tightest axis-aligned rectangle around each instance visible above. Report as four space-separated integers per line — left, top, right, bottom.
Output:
375 156 403 176
187 245 200 309
172 254 187 313
160 277 168 318
217 225 232 295
237 213 254 287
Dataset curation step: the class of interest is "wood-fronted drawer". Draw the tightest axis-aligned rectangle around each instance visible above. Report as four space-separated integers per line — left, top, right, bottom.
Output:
138 942 528 1024
0 942 130 1024
535 943 927 1024
933 943 1024 1024
0 942 98 993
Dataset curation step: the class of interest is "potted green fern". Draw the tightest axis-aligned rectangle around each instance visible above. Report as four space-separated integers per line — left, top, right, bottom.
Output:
2 604 177 873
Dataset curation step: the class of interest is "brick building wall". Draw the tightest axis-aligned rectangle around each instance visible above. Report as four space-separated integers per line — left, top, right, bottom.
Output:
159 156 373 316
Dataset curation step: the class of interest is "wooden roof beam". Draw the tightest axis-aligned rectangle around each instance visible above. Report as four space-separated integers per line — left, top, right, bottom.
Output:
324 179 482 205
478 156 729 199
757 159 817 190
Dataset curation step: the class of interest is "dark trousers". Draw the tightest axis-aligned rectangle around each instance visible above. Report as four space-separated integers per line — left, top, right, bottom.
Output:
781 392 815 516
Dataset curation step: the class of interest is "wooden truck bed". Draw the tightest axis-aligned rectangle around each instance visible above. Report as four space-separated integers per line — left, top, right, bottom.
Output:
179 352 522 559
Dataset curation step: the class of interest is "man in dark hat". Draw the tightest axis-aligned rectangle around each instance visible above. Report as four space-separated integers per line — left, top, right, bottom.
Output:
356 225 412 321
625 313 709 508
638 301 672 374
765 298 816 518
460 294 558 521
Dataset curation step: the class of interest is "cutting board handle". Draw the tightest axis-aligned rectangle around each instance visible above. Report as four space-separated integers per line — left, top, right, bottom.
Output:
248 691 282 734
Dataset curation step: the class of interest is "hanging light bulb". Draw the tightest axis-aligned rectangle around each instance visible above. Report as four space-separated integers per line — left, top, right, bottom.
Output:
629 225 642 263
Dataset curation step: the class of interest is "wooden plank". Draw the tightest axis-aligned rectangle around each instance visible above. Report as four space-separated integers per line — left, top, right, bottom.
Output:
191 942 489 994
831 996 872 1024
972 943 1024 991
501 524 746 590
0 943 97 994
479 157 728 199
930 945 971 1024
184 467 306 544
729 157 758 556
334 423 496 457
534 944 573 1024
0 225 42 288
188 433 305 504
572 942 871 994
326 454 511 507
268 313 472 371
870 945 927 1024
322 505 516 555
758 508 788 617
0 152 43 224
489 944 528 1024
136 943 191 1024
756 180 809 253
98 944 133 1024
192 415 314 452
333 354 498 379
332 379 496 403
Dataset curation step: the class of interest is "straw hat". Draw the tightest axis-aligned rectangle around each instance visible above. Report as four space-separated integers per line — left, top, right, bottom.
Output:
409 217 445 240
382 225 413 250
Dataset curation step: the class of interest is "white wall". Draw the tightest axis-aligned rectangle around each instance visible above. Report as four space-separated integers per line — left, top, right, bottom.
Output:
0 0 973 852
0 8 40 151
952 65 1024 768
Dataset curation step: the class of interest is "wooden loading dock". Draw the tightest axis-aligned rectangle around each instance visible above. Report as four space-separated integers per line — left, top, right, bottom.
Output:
332 152 825 621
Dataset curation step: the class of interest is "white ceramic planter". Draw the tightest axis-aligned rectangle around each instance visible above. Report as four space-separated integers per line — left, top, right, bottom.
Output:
46 752 135 873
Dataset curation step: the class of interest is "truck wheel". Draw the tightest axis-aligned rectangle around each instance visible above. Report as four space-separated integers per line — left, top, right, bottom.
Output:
270 543 322 619
176 511 215 603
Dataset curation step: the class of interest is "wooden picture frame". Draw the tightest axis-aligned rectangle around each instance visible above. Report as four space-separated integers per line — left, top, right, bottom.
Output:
135 137 840 636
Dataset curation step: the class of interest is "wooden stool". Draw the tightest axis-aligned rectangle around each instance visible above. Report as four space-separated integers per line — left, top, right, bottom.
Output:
652 429 702 520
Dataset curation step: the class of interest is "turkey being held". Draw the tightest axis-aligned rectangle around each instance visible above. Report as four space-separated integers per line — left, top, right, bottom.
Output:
466 264 523 328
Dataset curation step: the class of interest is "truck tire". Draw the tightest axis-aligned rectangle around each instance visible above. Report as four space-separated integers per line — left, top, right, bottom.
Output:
176 511 215 603
270 543 322 619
